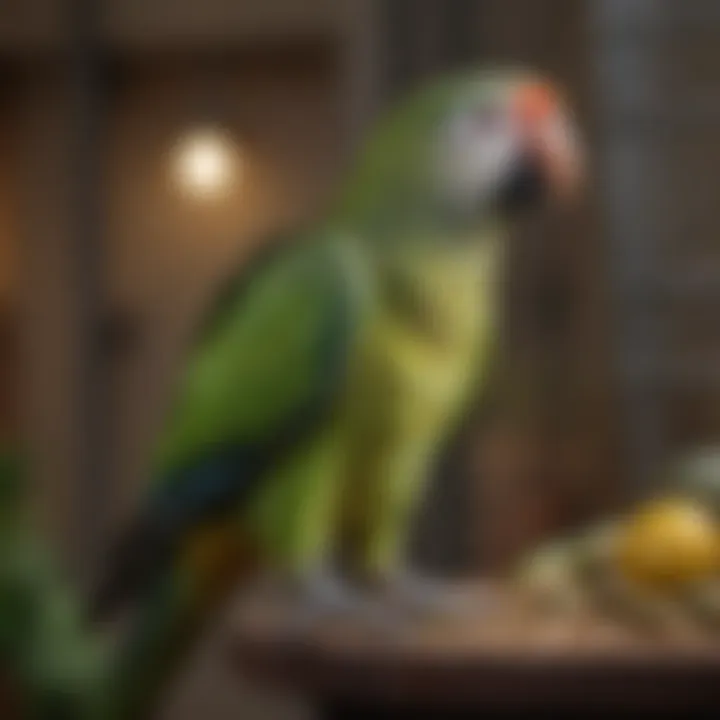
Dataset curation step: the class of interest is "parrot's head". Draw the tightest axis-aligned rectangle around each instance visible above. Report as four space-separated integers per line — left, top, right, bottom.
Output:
339 66 584 243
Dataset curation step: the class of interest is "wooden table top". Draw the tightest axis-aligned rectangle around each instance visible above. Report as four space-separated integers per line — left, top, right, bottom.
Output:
230 583 720 710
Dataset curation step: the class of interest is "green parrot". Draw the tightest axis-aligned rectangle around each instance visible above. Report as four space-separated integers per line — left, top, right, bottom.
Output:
84 66 583 718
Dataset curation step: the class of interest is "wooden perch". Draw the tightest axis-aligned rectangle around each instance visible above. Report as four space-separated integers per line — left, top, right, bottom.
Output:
230 582 720 717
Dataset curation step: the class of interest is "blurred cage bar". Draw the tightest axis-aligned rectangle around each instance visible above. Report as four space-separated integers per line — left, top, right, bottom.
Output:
593 0 720 492
2 0 720 578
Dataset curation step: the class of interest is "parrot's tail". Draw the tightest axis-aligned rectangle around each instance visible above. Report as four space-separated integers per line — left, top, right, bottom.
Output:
105 579 205 720
103 522 259 720
86 448 271 718
87 512 174 623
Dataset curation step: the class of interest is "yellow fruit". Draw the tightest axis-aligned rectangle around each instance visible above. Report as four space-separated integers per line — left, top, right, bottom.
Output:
616 497 720 590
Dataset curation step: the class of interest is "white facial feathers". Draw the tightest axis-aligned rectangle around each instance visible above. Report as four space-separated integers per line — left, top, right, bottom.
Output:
436 102 521 212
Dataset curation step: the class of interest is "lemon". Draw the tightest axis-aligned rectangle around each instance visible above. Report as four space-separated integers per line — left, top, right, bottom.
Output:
615 497 720 590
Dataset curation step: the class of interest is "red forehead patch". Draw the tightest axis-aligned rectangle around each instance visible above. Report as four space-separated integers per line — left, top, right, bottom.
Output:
515 82 560 126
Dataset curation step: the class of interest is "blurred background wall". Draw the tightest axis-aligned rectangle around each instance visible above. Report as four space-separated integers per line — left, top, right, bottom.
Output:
2 0 720 717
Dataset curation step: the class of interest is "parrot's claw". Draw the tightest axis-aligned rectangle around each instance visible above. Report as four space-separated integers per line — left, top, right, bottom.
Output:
379 569 494 622
301 569 368 615
283 569 394 633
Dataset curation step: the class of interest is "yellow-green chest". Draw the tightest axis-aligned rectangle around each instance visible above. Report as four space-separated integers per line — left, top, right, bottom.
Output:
347 240 501 438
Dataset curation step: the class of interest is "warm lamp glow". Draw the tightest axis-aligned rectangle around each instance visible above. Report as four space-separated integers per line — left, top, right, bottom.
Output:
171 128 240 200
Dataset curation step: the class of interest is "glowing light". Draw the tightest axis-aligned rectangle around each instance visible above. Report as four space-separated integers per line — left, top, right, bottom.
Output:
171 128 240 200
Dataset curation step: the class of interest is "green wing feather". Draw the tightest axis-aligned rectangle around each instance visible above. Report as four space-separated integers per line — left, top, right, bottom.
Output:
153 231 366 479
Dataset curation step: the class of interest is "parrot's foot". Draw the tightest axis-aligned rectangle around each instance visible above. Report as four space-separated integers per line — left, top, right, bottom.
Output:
283 569 393 633
300 569 368 615
379 569 494 622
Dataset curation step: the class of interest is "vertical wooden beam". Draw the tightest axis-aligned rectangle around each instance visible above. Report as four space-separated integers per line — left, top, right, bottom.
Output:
0 66 20 447
67 0 109 576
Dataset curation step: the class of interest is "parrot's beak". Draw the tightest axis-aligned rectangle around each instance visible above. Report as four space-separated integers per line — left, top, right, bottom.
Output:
499 80 584 213
515 80 584 199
